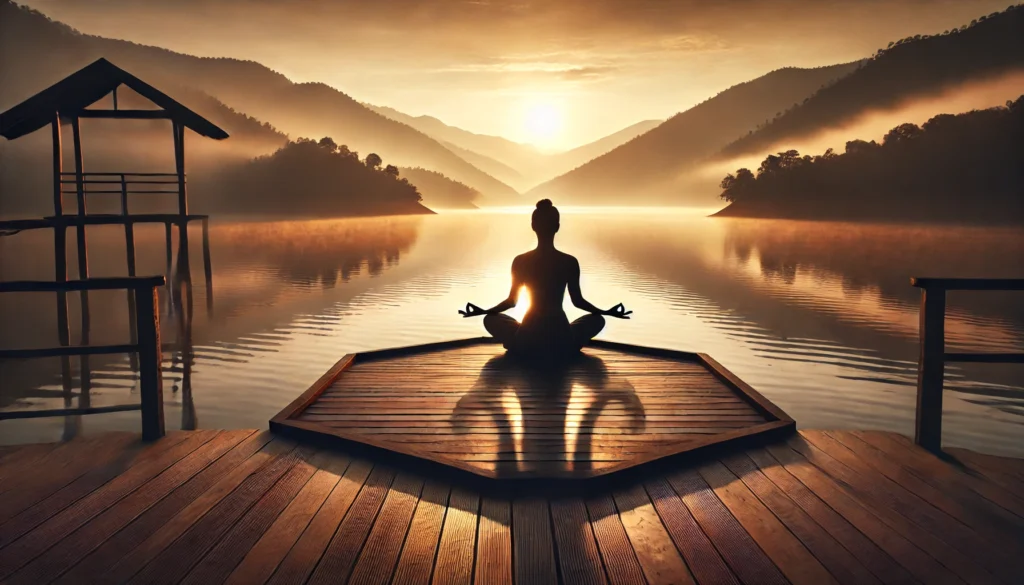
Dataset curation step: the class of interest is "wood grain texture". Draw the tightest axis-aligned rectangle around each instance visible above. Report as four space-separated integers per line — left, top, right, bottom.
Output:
1 429 1020 585
280 341 786 479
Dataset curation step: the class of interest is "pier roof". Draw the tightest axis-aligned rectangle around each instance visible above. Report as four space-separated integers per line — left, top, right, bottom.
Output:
0 58 228 140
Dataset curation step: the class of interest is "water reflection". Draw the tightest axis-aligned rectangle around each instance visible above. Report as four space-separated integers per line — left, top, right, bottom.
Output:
452 353 645 474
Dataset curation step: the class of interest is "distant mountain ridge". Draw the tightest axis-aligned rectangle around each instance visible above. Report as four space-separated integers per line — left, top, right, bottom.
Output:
527 63 860 205
366 103 663 190
718 5 1024 159
0 0 519 203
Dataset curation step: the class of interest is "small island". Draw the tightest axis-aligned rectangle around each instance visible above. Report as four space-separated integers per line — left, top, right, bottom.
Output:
196 137 435 218
713 96 1023 224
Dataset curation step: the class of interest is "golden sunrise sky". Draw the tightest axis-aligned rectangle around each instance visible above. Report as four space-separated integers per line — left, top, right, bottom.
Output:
23 0 1011 150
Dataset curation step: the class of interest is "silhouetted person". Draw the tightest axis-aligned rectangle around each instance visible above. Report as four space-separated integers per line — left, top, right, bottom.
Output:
460 199 631 359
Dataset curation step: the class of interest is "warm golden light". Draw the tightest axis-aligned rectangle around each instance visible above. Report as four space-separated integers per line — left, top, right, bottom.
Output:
522 99 563 146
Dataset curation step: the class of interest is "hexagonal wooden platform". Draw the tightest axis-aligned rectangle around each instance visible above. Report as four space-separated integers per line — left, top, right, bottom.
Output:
270 338 794 480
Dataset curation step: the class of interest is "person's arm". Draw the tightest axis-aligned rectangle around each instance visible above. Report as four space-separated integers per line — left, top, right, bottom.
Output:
568 258 633 318
483 257 522 314
567 258 604 314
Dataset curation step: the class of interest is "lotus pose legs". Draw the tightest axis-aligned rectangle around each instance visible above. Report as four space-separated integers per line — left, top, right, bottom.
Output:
459 199 631 359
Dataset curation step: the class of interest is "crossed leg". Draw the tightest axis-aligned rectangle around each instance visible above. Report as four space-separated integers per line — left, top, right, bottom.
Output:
483 313 605 351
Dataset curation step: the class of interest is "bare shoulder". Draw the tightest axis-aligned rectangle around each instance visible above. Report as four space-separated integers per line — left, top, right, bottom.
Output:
560 251 580 270
512 251 533 268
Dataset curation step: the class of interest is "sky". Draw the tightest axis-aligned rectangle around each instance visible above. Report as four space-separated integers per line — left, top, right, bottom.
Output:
23 0 1012 150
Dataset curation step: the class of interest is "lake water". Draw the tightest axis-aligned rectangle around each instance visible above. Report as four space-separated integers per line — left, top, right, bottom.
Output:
2 209 1022 456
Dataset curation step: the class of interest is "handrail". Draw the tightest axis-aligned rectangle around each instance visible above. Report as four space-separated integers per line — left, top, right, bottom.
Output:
59 172 181 177
0 276 166 440
910 277 1024 452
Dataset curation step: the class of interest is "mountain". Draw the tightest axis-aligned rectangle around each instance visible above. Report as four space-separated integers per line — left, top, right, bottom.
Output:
367 103 664 189
718 5 1024 160
366 104 547 188
713 97 1024 224
526 63 859 205
0 1 519 203
400 167 480 210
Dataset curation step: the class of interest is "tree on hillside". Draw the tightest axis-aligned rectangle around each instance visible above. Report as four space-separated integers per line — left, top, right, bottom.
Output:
384 164 400 177
365 153 382 169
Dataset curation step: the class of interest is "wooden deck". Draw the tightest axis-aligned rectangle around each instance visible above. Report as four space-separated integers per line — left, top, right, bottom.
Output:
1 429 1022 584
271 339 793 480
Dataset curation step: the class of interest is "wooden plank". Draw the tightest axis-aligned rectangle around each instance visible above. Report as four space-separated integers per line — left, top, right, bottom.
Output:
513 498 559 585
348 473 426 585
854 432 1024 519
744 448 917 585
271 354 355 424
586 494 646 585
122 446 308 585
100 438 297 584
474 497 512 585
306 465 398 585
392 481 451 585
798 432 1021 582
550 498 608 585
55 431 276 585
910 277 1024 291
224 454 350 585
267 459 374 585
697 460 837 585
666 468 787 585
180 453 321 585
720 452 881 585
915 287 945 452
612 483 694 585
786 437 1001 585
763 443 961 585
0 430 213 578
825 431 1024 546
432 487 480 585
945 447 1024 490
8 430 253 585
0 433 138 522
643 477 739 585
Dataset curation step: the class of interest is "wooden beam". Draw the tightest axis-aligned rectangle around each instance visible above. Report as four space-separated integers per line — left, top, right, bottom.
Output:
76 110 172 119
0 344 139 359
911 277 1024 291
0 404 141 421
944 352 1024 364
0 276 166 293
915 288 945 452
136 286 164 441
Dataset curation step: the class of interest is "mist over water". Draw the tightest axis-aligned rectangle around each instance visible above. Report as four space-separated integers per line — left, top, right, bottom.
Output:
1 210 1022 455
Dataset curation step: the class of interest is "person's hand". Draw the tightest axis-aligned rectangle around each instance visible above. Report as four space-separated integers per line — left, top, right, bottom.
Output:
458 303 487 318
605 303 633 319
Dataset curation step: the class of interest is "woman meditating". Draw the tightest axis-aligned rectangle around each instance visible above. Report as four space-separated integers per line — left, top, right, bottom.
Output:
459 199 631 359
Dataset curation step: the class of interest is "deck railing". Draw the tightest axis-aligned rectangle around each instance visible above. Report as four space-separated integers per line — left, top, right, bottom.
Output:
911 277 1024 452
0 276 167 440
58 172 183 215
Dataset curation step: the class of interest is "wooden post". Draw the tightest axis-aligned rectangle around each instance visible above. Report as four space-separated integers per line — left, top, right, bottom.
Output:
71 116 92 417
202 217 213 316
123 174 139 372
135 285 164 441
164 222 175 316
915 287 946 451
51 115 74 415
172 123 191 278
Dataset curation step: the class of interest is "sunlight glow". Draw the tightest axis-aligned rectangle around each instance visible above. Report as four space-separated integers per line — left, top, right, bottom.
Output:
522 99 563 146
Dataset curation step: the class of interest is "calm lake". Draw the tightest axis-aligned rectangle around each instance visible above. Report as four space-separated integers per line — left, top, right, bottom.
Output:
1 209 1022 455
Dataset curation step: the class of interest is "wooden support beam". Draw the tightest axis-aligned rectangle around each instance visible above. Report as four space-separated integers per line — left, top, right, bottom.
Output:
76 109 172 119
0 344 139 359
51 113 74 400
911 277 1024 291
915 288 945 452
0 404 141 421
0 277 166 293
123 174 139 372
202 217 214 316
135 286 164 441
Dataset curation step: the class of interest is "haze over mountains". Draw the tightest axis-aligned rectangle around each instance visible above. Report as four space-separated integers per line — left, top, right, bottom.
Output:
2 1 1022 218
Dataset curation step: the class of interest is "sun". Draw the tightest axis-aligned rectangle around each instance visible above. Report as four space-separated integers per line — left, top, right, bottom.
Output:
522 100 563 146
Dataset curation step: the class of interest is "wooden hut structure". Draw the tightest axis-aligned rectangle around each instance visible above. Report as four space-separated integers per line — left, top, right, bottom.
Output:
0 58 228 439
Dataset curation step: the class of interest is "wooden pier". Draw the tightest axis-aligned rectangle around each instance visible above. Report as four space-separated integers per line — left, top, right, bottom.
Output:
0 428 1022 584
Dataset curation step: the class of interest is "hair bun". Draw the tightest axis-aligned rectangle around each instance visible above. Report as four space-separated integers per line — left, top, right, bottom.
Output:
535 199 553 209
